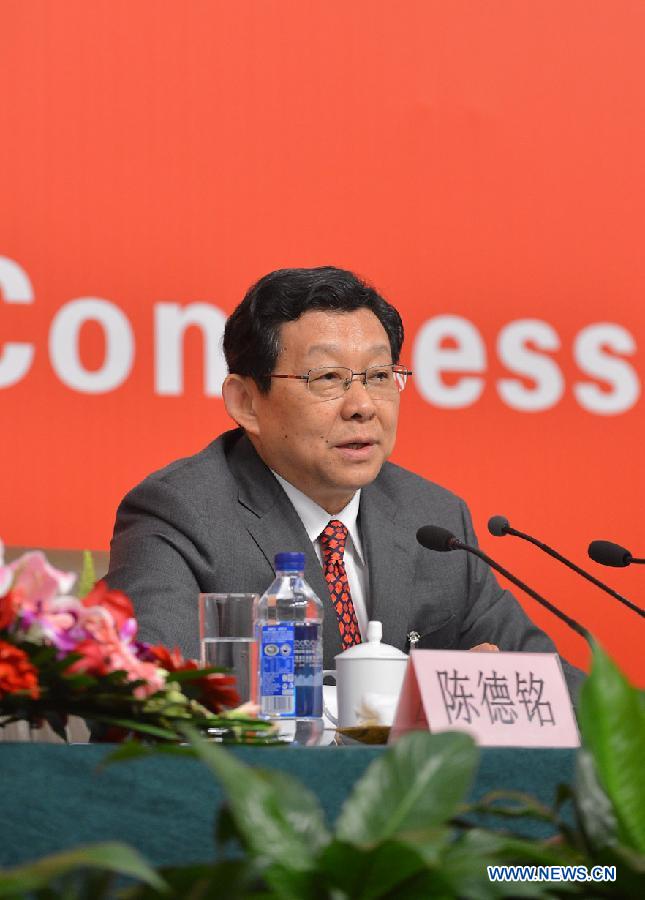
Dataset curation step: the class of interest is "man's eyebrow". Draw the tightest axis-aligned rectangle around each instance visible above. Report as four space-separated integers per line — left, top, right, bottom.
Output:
303 342 391 358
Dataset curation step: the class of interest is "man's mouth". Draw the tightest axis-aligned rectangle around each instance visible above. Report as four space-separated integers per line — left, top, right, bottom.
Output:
334 440 377 459
336 440 374 449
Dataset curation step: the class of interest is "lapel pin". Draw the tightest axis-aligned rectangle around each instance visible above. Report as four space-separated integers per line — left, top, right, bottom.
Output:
407 630 420 650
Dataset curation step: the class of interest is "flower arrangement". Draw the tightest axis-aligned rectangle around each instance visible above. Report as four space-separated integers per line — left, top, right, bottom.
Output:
0 540 270 742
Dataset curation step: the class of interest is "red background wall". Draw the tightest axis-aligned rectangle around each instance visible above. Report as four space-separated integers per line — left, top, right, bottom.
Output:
1 1 643 683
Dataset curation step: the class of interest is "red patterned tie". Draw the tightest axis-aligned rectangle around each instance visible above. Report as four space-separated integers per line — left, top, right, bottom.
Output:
319 520 362 649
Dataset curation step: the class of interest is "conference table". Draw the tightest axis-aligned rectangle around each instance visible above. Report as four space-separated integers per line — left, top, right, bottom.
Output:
0 740 574 869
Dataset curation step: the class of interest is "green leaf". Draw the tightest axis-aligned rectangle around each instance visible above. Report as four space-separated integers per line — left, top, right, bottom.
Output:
77 550 97 599
120 860 257 900
0 842 165 896
578 640 645 853
263 863 327 900
464 789 559 825
87 715 180 741
183 726 330 870
253 767 331 855
573 749 619 853
214 803 240 852
440 830 579 898
318 839 431 900
100 741 196 768
61 672 97 689
165 667 228 683
335 731 478 847
59 868 118 900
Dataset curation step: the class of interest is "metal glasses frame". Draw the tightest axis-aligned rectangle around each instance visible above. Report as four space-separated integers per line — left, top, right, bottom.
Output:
270 363 413 398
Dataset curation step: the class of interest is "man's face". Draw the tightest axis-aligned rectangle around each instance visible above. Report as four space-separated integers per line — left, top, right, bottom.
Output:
248 308 400 513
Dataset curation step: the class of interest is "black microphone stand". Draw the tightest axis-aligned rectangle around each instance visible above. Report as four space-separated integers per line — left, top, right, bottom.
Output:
489 518 644 619
449 536 591 641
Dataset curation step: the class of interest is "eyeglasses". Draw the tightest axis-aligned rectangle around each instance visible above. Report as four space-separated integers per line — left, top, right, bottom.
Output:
271 364 413 401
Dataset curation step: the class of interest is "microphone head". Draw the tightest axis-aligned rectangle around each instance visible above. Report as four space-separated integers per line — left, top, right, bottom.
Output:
588 540 632 568
416 525 457 552
488 515 510 537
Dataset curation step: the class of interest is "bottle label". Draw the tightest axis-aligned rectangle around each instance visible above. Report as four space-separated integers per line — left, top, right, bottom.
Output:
259 624 295 716
294 623 323 717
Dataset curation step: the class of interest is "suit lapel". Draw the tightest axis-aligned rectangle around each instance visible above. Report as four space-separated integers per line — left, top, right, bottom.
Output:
360 476 416 653
227 433 343 666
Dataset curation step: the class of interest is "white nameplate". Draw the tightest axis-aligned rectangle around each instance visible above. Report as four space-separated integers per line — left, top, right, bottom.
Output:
389 650 580 747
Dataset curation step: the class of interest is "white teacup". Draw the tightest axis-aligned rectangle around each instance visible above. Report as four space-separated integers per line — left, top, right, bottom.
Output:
323 621 409 729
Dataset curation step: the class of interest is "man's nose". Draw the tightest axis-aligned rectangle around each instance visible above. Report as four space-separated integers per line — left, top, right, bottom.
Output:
340 375 376 418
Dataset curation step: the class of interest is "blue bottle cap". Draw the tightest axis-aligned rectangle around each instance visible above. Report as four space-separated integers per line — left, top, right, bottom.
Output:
275 551 305 572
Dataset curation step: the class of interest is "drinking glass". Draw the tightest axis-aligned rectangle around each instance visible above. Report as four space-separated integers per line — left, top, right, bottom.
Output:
199 593 258 704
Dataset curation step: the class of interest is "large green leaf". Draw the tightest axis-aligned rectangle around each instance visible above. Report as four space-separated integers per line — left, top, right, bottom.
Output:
573 749 619 853
578 641 645 853
184 726 330 870
0 842 165 896
253 768 331 855
318 839 433 900
335 731 478 847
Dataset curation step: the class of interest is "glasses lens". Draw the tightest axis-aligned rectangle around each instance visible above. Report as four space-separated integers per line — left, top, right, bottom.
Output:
365 365 396 396
366 364 409 396
307 367 350 399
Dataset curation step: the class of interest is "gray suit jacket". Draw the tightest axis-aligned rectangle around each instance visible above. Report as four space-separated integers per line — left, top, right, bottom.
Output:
107 429 583 697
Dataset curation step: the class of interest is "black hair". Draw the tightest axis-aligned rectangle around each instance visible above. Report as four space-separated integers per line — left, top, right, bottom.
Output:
223 266 404 391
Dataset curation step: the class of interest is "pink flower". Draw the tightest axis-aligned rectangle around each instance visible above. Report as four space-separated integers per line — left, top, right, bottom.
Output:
67 638 165 695
81 581 137 642
7 551 76 605
17 593 88 653
67 638 112 676
108 649 166 698
80 604 121 645
69 595 165 696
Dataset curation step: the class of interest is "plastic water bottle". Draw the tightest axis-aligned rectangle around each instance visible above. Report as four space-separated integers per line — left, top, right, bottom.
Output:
256 552 323 726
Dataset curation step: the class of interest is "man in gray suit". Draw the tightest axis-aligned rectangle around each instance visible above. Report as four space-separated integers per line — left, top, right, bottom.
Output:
106 267 583 696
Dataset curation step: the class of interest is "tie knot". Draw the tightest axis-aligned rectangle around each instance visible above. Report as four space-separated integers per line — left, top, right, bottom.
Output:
319 519 348 558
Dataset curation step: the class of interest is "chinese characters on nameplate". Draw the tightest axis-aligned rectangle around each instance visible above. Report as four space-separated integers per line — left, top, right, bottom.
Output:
390 651 580 747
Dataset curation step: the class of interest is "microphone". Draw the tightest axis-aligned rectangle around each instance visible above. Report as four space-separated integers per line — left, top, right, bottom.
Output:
588 540 645 568
416 525 590 640
487 516 644 619
417 525 461 552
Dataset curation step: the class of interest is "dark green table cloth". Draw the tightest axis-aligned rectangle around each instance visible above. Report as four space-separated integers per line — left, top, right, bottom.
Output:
0 744 575 868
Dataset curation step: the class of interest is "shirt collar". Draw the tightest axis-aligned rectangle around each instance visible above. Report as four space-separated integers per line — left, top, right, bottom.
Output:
272 471 364 562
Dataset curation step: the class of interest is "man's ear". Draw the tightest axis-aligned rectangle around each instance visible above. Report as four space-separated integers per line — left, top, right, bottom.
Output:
222 374 261 435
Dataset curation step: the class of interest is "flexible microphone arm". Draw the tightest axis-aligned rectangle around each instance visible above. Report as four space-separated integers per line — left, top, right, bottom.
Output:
488 516 645 619
416 525 591 641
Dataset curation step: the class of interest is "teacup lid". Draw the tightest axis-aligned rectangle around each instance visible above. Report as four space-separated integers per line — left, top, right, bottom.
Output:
335 621 409 661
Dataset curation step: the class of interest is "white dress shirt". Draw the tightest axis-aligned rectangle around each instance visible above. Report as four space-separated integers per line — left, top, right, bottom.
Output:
272 472 369 638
